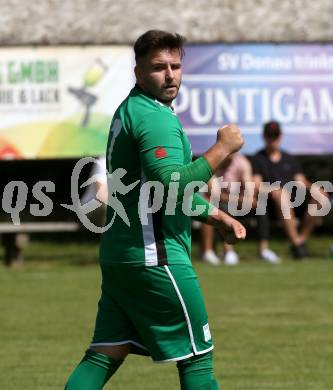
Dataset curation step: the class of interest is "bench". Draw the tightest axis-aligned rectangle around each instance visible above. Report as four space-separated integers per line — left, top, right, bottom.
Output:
1 222 81 266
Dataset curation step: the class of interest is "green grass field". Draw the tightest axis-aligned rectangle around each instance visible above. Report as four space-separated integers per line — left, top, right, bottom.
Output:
1 236 333 389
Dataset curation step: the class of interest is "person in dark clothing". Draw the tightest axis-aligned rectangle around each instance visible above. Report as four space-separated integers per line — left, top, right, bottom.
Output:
252 121 326 260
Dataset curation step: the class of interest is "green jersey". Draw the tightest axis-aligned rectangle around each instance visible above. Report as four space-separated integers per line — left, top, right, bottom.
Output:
100 85 205 267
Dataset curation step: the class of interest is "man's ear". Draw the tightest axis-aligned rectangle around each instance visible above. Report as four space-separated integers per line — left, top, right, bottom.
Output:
134 65 142 84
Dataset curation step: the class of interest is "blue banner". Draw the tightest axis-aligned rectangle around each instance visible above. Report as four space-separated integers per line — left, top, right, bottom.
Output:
175 44 333 155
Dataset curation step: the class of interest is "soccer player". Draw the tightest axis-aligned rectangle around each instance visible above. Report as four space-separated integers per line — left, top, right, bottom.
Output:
65 30 246 390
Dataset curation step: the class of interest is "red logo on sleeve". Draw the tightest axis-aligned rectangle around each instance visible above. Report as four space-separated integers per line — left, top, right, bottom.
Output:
155 146 167 159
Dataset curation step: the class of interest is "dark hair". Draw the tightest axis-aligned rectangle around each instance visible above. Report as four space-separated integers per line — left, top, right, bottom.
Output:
134 30 186 63
263 120 282 140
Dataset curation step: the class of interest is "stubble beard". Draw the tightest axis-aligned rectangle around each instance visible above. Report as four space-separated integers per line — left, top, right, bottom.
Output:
160 83 180 106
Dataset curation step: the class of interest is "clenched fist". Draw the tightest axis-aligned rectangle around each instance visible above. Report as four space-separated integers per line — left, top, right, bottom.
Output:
203 123 244 172
217 124 244 156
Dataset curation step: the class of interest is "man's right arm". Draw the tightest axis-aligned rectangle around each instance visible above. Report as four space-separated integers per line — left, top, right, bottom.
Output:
135 114 244 198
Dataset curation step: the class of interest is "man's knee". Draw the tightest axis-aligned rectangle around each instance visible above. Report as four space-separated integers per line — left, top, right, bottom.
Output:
177 352 219 389
271 188 291 209
65 349 124 390
90 343 131 360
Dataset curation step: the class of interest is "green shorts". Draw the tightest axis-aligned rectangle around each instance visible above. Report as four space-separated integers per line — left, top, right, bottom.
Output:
90 263 214 363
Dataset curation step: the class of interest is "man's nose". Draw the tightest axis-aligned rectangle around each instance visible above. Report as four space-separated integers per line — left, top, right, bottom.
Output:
165 65 174 80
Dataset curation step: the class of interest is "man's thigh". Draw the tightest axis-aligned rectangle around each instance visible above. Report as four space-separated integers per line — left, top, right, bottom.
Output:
100 263 213 363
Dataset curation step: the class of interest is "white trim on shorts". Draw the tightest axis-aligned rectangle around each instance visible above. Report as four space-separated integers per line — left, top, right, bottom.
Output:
164 265 198 354
154 345 214 364
195 345 214 356
154 352 194 364
90 340 148 350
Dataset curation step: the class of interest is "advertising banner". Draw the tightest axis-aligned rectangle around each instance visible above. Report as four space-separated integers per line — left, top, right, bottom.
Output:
176 44 333 155
1 44 333 158
0 46 133 159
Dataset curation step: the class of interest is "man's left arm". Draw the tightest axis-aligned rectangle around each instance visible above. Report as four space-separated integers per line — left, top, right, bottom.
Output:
191 193 246 244
291 148 330 202
294 173 312 190
294 173 328 199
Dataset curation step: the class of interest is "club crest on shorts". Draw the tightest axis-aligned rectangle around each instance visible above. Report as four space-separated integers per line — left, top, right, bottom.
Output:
203 323 211 342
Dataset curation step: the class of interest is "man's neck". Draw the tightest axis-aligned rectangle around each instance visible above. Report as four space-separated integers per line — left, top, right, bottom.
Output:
266 148 281 162
135 84 173 107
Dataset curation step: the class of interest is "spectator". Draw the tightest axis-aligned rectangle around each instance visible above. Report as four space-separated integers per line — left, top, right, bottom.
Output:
252 120 325 260
201 153 254 265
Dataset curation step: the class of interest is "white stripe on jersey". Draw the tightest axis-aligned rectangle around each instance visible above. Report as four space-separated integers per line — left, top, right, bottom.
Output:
107 118 122 172
139 175 158 266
